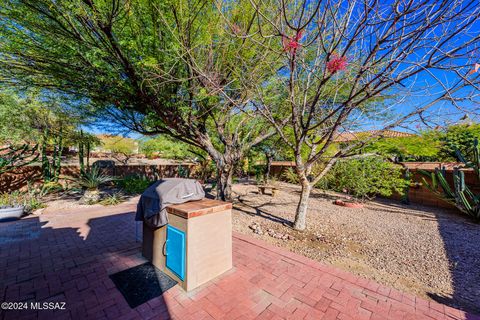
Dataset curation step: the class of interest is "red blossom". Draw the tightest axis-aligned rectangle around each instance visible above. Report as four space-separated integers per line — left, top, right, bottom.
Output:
326 54 348 74
282 30 304 55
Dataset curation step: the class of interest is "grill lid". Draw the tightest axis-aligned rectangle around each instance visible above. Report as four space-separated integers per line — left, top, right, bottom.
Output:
135 178 205 227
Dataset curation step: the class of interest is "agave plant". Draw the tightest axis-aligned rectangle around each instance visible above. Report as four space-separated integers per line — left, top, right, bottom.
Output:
78 167 114 190
421 139 480 222
77 167 114 204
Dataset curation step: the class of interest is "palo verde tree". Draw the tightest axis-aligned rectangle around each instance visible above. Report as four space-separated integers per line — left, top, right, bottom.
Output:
0 0 278 200
0 89 90 181
246 0 480 230
99 135 137 165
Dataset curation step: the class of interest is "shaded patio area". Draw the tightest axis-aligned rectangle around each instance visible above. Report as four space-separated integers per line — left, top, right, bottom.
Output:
0 202 478 320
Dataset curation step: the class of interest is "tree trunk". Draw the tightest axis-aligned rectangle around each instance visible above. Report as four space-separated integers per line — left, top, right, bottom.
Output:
216 163 234 201
293 179 311 231
195 133 238 202
265 152 273 184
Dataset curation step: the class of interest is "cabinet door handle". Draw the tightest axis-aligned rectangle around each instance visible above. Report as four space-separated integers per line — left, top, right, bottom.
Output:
163 239 168 256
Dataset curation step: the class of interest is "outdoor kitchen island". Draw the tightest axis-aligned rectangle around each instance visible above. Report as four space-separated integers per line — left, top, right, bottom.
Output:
142 199 233 292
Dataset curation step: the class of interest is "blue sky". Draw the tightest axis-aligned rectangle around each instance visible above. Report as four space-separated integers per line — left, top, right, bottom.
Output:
83 1 480 138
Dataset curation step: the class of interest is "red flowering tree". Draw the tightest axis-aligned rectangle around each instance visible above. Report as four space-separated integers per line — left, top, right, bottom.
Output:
246 0 480 230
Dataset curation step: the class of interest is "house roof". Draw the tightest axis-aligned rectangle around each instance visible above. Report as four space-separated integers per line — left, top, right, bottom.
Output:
271 161 296 167
333 130 415 142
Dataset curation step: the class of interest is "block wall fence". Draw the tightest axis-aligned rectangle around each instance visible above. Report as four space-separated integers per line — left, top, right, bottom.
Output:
0 164 199 193
2 161 476 211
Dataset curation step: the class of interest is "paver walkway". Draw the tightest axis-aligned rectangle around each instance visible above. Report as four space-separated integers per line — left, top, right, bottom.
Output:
0 202 478 320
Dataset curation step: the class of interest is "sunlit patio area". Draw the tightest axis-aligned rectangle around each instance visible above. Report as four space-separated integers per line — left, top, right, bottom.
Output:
1 201 477 320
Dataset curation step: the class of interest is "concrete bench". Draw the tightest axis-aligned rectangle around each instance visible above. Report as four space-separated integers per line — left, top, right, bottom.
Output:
258 185 278 196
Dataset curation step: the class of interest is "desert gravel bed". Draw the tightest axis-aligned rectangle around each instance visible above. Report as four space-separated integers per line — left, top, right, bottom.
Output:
231 182 480 314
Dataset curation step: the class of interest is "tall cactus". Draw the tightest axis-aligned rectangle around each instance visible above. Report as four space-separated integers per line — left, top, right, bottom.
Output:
78 130 85 173
40 125 64 182
421 138 480 222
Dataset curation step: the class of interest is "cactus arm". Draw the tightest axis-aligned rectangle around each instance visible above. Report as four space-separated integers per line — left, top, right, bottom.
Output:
457 190 473 214
455 149 468 165
436 169 456 200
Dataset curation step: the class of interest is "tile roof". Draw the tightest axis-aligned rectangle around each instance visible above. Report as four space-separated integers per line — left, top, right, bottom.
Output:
333 130 415 142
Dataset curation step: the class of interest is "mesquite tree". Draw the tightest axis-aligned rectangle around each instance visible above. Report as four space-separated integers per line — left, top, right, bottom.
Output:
0 0 276 200
247 0 480 230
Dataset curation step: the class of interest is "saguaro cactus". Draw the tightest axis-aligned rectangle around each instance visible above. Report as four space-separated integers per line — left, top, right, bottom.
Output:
421 139 480 222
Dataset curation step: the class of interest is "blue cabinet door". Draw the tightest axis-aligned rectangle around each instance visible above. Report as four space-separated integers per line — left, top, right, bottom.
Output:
166 225 185 280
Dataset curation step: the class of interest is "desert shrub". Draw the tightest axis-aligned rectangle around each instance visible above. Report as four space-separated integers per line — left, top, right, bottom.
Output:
253 164 266 184
39 181 64 195
437 124 480 161
0 191 45 212
323 156 408 201
364 134 440 162
198 160 216 182
140 135 198 160
99 192 125 206
177 165 190 178
116 175 153 194
282 167 299 184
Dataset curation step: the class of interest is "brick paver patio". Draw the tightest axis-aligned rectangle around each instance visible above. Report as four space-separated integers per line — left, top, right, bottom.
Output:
0 202 478 320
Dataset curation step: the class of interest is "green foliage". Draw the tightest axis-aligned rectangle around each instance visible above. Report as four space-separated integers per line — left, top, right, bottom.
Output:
357 125 480 163
0 0 275 149
0 90 89 145
177 165 190 178
76 130 99 172
41 126 64 182
99 192 125 206
38 181 64 196
0 191 45 212
253 164 266 184
140 136 197 160
99 135 137 164
116 175 153 194
437 124 480 161
322 157 408 201
282 167 299 184
77 167 114 190
0 89 93 182
364 135 440 161
197 159 216 182
0 91 36 143
421 139 480 222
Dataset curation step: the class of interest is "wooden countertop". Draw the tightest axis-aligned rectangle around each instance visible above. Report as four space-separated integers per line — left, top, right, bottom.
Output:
166 199 232 219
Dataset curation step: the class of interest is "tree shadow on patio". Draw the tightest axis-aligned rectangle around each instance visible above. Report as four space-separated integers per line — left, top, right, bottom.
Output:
428 211 480 317
0 210 173 320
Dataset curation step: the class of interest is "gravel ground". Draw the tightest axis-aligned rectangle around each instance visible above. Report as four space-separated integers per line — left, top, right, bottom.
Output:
231 181 480 314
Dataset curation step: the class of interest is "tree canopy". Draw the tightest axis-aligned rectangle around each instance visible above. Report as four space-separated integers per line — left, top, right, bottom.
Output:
0 0 278 200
